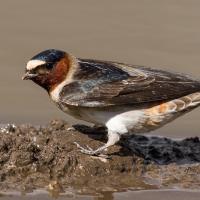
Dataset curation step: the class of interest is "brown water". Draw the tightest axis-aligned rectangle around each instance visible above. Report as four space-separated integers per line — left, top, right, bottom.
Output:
1 190 200 200
0 0 200 199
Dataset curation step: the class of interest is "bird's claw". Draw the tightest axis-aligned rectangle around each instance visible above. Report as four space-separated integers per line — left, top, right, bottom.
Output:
73 142 110 159
73 142 98 155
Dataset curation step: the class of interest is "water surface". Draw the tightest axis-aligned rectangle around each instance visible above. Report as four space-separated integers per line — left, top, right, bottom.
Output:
1 190 200 200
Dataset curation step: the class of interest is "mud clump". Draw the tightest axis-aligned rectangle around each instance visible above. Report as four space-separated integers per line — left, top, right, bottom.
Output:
0 120 200 194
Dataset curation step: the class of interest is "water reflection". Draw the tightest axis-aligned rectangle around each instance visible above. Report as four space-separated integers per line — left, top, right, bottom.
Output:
1 190 200 200
95 191 114 200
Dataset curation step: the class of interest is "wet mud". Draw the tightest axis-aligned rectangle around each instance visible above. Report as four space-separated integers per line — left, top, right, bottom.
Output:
0 120 200 195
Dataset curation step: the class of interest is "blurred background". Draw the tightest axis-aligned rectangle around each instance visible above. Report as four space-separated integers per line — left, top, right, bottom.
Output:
0 0 199 138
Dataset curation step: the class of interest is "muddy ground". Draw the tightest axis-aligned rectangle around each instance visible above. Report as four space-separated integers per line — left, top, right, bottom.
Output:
0 120 200 196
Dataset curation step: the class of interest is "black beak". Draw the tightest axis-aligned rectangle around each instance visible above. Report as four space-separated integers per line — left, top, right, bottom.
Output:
22 72 38 80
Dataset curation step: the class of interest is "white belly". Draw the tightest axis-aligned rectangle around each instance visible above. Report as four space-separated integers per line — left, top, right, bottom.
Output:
56 92 200 136
59 104 152 135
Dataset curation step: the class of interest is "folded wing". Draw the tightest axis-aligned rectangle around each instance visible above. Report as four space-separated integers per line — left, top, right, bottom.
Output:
60 59 200 107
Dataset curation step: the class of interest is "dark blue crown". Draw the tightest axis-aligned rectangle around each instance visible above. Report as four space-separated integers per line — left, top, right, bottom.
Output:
31 49 65 63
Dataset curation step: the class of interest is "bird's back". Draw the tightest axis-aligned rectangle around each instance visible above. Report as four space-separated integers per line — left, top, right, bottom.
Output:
60 59 200 107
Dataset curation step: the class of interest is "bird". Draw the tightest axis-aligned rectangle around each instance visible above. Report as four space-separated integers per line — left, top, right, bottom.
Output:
22 49 200 156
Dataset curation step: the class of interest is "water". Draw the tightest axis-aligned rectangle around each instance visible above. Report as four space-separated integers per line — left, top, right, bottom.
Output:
0 190 200 200
0 0 200 199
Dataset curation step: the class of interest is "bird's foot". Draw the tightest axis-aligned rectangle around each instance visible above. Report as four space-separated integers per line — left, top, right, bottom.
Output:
73 142 110 159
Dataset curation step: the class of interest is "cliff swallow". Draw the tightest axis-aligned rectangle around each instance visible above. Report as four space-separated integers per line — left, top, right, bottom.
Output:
22 49 200 156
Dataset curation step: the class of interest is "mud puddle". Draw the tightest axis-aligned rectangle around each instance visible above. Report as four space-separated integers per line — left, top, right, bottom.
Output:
1 189 200 200
0 120 200 199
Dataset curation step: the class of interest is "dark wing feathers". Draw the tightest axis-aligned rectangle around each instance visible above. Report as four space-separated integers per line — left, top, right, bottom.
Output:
60 59 200 107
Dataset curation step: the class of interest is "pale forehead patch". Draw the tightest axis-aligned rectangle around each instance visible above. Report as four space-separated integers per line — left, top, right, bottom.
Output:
26 60 46 70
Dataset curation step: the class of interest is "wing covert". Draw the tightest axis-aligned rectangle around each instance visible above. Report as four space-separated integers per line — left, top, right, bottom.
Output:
60 60 200 107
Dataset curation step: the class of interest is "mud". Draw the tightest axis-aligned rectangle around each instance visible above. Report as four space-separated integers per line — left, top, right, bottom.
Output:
0 120 200 196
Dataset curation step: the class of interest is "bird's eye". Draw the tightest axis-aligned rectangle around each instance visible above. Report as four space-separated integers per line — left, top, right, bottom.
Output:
45 63 54 69
34 63 54 75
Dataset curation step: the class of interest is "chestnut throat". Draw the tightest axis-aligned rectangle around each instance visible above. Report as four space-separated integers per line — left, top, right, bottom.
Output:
32 56 70 93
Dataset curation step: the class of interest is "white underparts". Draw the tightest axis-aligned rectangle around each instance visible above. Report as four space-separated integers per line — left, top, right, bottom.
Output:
68 92 200 136
106 110 145 135
50 78 70 102
26 60 46 70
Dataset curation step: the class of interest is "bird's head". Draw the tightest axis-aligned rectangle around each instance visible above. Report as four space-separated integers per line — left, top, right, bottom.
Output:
22 49 70 92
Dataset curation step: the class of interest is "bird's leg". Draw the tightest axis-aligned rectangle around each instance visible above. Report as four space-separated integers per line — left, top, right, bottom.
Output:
74 131 120 156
